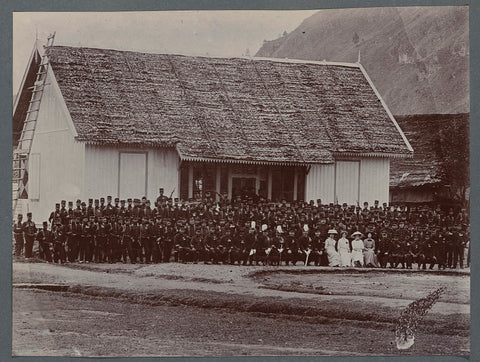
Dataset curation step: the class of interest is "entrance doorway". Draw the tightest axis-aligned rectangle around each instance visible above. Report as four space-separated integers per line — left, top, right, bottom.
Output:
232 177 256 200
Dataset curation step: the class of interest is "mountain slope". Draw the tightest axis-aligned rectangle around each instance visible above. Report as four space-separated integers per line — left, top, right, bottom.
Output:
256 7 469 115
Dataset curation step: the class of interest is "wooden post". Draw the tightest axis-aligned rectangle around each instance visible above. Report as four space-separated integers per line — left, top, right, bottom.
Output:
293 167 298 201
267 167 272 201
255 166 261 195
188 163 194 199
227 167 232 200
215 165 221 202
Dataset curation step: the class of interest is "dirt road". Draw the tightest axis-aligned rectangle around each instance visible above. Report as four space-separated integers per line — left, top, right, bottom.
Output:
12 262 470 357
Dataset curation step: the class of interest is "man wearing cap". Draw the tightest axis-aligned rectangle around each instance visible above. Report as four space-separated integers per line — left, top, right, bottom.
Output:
52 223 67 264
86 199 94 218
156 188 168 208
13 214 24 257
68 217 82 262
94 199 102 218
60 200 68 226
77 217 88 263
104 196 114 218
66 201 74 224
140 218 153 263
49 203 62 227
113 197 120 217
109 216 122 263
23 212 37 258
74 199 83 219
99 197 106 214
36 221 53 262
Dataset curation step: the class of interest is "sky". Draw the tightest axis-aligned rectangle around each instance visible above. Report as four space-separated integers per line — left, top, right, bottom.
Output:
13 10 318 93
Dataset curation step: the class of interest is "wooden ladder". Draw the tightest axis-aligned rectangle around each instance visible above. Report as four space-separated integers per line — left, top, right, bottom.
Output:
12 32 55 219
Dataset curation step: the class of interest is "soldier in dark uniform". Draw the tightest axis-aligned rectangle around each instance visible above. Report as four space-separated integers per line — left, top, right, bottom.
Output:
151 217 164 263
376 228 390 268
118 200 128 218
49 203 62 227
144 200 154 220
13 214 24 257
162 219 174 263
52 224 67 264
94 199 102 218
66 201 74 225
140 218 153 263
23 212 37 258
104 196 115 218
100 197 106 215
173 226 188 263
81 201 87 218
419 236 436 270
284 228 301 266
445 228 455 268
78 217 88 263
311 229 326 266
109 217 122 263
86 199 94 218
156 188 168 209
127 198 133 215
98 217 111 262
73 199 83 219
435 228 447 270
452 227 466 269
36 221 53 262
60 200 68 226
113 198 120 217
84 216 97 262
124 218 137 264
191 227 205 264
66 217 79 262
118 217 128 263
130 218 142 263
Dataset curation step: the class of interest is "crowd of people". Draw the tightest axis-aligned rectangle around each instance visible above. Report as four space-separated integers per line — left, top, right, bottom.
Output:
13 188 470 270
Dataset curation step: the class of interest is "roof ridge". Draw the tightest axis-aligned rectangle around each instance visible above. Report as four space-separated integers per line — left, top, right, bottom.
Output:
49 45 361 68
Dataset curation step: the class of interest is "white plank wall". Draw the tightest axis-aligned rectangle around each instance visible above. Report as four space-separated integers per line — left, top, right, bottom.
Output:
29 67 85 222
335 161 360 205
85 145 179 202
147 148 179 201
359 158 390 205
305 164 335 203
84 145 119 200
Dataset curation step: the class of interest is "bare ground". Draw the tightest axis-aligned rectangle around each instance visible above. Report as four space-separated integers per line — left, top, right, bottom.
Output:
12 262 470 357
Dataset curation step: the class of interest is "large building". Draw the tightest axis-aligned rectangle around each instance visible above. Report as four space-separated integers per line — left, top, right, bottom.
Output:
13 43 413 222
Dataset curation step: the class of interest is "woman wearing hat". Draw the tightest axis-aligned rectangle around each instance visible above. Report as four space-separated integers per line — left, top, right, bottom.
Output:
363 232 379 267
337 230 352 267
351 231 365 267
325 229 340 267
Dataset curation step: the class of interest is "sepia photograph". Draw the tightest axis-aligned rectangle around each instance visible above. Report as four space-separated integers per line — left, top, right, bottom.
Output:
11 6 470 357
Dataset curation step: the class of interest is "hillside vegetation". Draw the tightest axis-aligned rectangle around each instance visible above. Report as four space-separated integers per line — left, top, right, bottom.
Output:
256 7 468 115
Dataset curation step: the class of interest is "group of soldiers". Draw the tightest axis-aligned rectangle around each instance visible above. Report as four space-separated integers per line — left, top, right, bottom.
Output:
13 188 470 269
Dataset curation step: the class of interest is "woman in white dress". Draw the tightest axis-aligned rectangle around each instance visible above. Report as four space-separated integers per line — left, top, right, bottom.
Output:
351 231 365 267
337 231 352 267
325 229 341 267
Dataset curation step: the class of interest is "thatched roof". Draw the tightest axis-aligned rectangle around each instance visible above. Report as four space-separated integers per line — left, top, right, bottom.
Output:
45 45 412 164
390 113 469 188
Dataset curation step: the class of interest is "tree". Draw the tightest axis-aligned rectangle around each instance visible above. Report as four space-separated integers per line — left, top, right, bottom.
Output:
436 115 470 205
